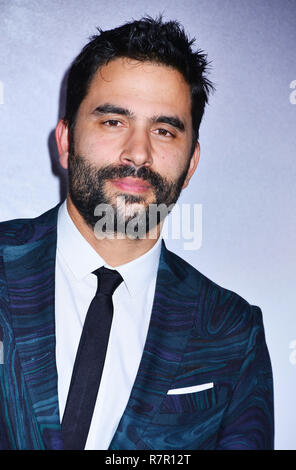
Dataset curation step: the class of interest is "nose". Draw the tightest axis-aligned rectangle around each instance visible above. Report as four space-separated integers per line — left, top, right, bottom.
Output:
119 127 153 168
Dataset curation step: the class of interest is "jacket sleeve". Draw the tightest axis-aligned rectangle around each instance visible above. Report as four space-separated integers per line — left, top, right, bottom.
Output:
216 306 274 449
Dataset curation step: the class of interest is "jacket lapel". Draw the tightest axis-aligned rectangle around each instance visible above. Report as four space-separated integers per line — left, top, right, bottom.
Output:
110 241 198 450
2 206 62 449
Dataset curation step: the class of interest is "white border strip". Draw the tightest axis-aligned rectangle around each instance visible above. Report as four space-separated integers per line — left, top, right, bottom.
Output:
0 341 4 364
0 81 3 105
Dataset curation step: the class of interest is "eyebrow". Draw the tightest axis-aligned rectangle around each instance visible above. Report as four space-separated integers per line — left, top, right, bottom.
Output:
151 115 185 132
94 104 134 118
93 103 186 132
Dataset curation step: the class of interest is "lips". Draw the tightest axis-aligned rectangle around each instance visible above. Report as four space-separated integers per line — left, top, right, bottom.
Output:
111 177 151 193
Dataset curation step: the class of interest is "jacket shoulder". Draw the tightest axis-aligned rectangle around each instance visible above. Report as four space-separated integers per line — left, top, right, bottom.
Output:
166 247 262 335
0 204 61 247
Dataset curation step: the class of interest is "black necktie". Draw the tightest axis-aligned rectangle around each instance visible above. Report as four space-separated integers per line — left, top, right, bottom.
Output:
61 266 123 450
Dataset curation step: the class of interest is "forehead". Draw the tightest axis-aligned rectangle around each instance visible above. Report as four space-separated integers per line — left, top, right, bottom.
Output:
81 57 192 118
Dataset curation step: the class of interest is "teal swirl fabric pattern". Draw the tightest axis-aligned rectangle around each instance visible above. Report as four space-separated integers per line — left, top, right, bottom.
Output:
0 205 274 449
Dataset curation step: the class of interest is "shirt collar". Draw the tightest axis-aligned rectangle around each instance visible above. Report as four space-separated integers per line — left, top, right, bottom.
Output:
57 200 162 296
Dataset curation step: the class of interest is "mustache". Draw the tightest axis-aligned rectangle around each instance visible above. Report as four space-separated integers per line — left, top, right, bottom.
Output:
96 164 166 189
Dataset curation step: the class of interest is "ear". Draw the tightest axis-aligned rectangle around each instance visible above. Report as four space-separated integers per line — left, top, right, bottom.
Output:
55 119 70 169
182 142 200 189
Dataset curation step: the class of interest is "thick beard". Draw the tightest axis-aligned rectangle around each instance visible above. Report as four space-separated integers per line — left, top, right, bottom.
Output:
67 153 190 237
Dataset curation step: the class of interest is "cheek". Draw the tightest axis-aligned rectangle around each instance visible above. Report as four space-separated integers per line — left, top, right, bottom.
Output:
74 128 121 165
156 149 189 181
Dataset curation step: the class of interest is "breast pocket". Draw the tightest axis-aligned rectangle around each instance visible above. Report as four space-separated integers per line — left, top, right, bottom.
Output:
160 384 217 414
150 382 230 428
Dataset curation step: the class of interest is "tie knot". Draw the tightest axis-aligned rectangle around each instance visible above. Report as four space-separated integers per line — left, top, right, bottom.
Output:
92 266 123 296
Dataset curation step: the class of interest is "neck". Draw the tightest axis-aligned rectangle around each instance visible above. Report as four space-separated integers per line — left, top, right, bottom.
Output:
66 196 162 267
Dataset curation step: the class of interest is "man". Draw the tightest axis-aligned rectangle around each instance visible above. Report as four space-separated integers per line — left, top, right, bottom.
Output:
0 17 274 450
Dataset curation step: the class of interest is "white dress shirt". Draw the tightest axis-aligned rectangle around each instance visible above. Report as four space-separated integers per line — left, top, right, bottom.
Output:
55 201 162 449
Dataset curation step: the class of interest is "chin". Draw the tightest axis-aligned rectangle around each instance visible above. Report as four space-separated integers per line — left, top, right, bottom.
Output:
116 196 146 218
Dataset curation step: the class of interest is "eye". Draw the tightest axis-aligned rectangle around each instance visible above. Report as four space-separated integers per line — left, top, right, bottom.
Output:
103 119 123 127
154 128 175 138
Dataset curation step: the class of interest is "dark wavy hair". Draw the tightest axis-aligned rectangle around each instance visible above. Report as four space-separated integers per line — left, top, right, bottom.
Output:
64 16 214 153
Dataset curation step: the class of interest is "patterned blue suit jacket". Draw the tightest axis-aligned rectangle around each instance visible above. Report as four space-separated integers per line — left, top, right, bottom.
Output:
0 204 274 450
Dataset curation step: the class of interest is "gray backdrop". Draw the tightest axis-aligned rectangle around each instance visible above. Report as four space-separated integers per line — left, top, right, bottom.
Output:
1 0 295 449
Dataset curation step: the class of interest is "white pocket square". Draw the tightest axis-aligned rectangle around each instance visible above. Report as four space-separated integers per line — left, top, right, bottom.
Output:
167 382 214 395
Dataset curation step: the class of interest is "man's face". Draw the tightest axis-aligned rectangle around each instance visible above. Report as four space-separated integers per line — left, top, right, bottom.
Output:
60 58 199 235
